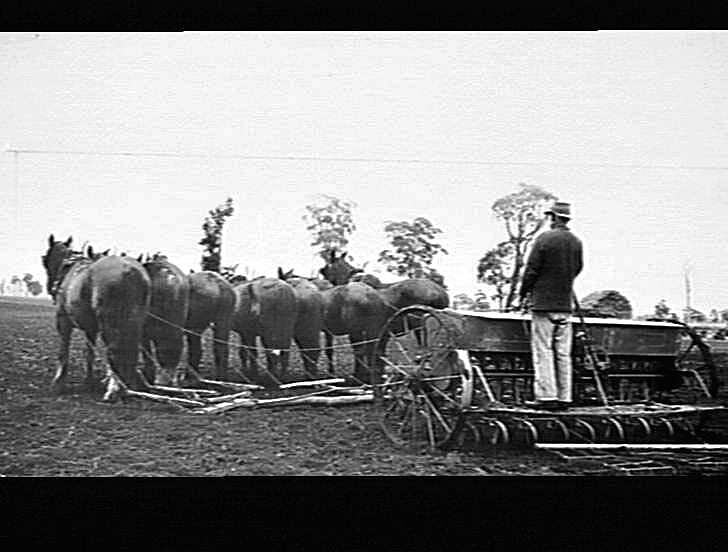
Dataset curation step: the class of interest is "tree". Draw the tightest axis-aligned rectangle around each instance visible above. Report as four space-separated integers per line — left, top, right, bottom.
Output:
476 241 515 310
473 290 491 311
684 306 707 323
452 293 476 310
378 217 448 279
21 273 42 296
28 281 43 296
303 194 357 261
476 183 557 310
579 290 632 319
654 299 672 319
199 197 234 273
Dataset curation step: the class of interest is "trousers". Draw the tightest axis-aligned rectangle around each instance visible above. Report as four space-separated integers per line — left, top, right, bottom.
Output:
530 311 573 403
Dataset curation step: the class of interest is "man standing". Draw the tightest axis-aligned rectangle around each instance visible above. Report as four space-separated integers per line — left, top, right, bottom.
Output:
519 201 583 410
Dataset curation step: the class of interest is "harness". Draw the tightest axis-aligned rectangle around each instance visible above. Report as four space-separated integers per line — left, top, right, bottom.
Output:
50 253 88 303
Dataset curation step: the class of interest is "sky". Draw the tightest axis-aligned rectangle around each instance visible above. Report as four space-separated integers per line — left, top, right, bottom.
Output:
1 31 727 316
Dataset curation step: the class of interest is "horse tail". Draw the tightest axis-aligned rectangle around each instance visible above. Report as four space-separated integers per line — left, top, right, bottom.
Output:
247 282 261 317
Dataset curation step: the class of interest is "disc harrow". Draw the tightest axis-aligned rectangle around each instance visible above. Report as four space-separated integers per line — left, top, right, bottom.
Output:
372 306 726 453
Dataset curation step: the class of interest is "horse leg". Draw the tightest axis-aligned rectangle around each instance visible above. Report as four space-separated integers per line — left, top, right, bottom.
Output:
154 337 183 387
324 331 335 375
51 313 72 393
279 349 290 382
186 332 203 375
156 330 185 387
372 334 389 387
296 337 319 379
84 328 98 387
351 342 371 385
237 332 249 373
213 322 231 381
261 337 282 386
141 338 158 385
239 333 259 381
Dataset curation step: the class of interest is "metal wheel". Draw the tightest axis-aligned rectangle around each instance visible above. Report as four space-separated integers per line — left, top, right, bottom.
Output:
373 306 471 450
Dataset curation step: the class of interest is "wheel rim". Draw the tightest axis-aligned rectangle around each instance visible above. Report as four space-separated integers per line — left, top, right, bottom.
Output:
376 307 465 450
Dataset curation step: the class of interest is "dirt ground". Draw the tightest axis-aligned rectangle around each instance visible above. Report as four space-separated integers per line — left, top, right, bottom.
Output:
1 296 725 476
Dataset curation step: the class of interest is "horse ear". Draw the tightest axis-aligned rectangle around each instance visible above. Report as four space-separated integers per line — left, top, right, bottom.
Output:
137 254 143 263
87 245 94 258
328 250 337 263
102 249 110 256
48 234 55 247
64 236 73 247
277 267 284 279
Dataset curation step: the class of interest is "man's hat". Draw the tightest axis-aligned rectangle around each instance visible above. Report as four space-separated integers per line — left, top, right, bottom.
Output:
544 201 571 219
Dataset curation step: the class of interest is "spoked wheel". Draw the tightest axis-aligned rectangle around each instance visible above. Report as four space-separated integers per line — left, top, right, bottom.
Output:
373 306 473 451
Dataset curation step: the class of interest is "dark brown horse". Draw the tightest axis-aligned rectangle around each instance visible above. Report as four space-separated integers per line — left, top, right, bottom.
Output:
141 256 190 386
350 272 385 289
42 234 151 400
278 268 324 378
186 271 235 380
232 277 297 384
320 282 393 383
319 252 450 345
379 278 450 310
318 251 363 286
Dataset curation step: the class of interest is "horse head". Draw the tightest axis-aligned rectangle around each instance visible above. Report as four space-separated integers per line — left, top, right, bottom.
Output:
86 245 110 261
277 267 296 281
319 251 363 286
41 234 74 297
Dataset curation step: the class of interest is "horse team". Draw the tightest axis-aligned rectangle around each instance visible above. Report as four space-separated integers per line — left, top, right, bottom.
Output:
41 236 450 400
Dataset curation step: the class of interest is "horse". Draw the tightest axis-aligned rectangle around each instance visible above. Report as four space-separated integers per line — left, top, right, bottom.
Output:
350 272 385 289
185 271 235 380
318 250 363 286
232 277 297 384
141 256 190 386
278 268 324 378
319 251 450 345
41 234 151 400
319 282 392 383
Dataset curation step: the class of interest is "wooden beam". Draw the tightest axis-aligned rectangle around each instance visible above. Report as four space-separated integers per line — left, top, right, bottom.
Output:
278 378 347 389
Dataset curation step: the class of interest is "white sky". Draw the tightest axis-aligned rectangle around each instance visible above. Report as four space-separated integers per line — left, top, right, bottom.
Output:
1 31 727 315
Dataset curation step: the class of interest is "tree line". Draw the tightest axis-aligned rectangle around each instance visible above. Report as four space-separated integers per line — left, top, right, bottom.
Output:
197 194 449 286
148 185 728 322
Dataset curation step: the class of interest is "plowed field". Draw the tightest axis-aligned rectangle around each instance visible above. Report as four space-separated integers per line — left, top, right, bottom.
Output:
1 296 725 476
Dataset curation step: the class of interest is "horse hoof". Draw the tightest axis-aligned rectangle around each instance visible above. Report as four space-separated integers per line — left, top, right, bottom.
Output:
155 374 174 387
102 389 122 402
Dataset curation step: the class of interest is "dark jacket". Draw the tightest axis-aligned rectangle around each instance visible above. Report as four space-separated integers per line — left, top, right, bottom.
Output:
519 222 583 312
